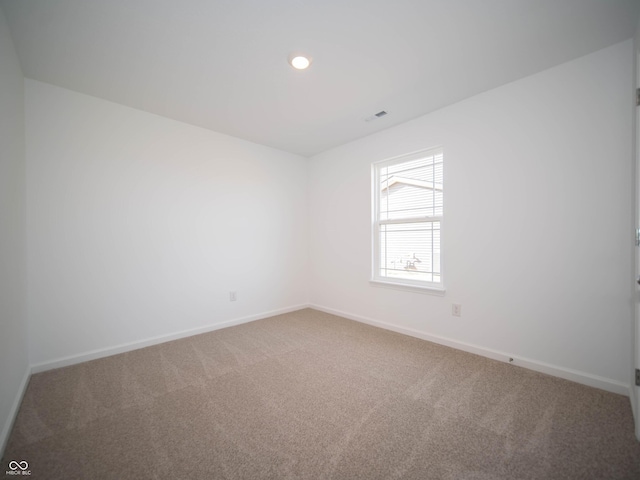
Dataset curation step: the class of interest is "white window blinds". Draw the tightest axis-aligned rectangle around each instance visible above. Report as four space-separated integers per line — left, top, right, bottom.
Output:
373 148 443 288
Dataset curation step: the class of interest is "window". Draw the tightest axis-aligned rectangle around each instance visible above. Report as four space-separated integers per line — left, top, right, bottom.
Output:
372 147 444 291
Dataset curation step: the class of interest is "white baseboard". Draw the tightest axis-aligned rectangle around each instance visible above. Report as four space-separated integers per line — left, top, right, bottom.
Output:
0 366 31 458
309 304 630 397
31 304 309 374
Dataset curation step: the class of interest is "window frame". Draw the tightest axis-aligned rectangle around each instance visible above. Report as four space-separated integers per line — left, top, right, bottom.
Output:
370 147 445 294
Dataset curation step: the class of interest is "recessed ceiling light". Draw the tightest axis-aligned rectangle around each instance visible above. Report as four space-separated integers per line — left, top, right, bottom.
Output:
289 54 311 70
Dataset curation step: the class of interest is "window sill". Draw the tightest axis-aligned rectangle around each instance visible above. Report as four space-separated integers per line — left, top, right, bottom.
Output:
369 279 446 296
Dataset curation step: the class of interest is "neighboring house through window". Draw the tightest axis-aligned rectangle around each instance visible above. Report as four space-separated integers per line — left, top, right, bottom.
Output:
371 147 444 292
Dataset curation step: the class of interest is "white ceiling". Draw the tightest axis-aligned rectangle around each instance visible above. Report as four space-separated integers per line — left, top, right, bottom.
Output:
2 0 639 157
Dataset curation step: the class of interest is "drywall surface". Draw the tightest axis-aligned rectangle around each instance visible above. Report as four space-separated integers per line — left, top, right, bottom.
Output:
0 7 28 454
633 15 640 437
308 40 634 386
25 80 308 365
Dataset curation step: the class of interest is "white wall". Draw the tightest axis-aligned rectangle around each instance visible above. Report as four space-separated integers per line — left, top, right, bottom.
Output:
308 40 634 390
632 15 640 438
26 80 308 366
0 7 28 454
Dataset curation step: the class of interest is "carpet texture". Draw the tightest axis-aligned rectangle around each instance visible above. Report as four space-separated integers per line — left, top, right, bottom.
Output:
2 308 639 479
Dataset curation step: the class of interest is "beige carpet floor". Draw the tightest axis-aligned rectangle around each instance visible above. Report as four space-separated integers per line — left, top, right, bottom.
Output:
2 308 640 479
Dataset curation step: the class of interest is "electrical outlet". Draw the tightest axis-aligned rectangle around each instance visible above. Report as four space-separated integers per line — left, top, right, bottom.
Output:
452 304 462 317
229 291 237 302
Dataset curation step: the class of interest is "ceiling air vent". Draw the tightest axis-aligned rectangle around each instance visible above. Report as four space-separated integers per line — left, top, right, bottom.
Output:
365 110 388 122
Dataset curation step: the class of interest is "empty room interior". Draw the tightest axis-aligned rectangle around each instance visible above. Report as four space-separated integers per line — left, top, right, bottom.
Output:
3 0 640 478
